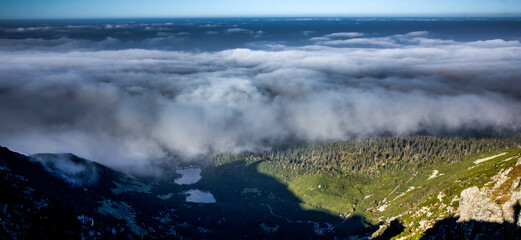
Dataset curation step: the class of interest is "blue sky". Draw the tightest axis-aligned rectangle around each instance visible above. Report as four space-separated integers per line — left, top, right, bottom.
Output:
1 0 520 19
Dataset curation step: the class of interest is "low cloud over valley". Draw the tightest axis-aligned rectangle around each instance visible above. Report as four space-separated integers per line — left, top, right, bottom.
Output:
1 21 520 170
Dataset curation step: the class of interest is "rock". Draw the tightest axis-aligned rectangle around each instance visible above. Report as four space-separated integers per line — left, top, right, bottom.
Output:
458 187 480 222
511 177 521 192
471 200 504 224
502 190 521 226
458 165 521 226
493 167 512 191
458 186 504 224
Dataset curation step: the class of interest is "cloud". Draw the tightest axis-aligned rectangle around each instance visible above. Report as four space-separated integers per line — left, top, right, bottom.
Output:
319 37 400 47
205 31 219 35
200 24 220 28
0 30 520 173
324 32 364 38
225 28 253 34
311 31 457 47
224 28 264 37
2 26 55 33
30 153 99 186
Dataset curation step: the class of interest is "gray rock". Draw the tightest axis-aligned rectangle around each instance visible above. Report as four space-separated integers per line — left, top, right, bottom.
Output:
458 186 504 224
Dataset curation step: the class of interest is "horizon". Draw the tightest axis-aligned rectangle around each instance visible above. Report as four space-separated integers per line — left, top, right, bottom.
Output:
1 0 521 20
2 16 521 22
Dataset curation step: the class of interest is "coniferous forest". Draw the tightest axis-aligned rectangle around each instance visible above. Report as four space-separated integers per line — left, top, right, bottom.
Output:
216 136 521 176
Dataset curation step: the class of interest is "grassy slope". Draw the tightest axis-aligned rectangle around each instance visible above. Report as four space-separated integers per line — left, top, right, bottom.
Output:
253 148 521 239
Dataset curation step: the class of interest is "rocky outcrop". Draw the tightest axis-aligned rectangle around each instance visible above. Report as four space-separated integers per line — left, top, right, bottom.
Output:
458 159 521 226
458 186 505 223
421 159 521 240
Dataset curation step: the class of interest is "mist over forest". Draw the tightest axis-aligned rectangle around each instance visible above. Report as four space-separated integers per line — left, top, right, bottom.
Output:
1 19 520 170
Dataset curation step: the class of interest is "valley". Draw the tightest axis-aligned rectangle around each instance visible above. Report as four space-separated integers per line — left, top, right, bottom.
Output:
1 136 521 239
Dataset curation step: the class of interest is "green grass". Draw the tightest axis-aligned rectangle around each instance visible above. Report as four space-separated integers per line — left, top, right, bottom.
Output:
206 143 521 239
252 148 521 238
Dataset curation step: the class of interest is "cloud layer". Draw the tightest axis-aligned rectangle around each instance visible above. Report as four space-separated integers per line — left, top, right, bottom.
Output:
1 26 520 171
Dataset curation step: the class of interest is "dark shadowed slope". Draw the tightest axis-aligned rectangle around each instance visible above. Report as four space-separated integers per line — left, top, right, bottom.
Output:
0 146 385 239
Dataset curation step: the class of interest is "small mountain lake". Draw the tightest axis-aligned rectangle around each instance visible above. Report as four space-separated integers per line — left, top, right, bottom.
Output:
175 168 202 185
185 189 216 203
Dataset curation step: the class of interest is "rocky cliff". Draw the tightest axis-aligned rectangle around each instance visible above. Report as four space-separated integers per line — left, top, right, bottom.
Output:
459 159 521 226
417 158 521 239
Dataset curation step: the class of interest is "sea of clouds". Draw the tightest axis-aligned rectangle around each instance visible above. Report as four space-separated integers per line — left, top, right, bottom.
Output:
0 25 520 172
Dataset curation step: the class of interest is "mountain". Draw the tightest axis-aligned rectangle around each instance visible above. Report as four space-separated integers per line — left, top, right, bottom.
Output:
0 145 375 239
1 136 521 239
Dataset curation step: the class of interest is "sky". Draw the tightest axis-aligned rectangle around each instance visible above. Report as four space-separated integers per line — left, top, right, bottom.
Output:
1 0 521 19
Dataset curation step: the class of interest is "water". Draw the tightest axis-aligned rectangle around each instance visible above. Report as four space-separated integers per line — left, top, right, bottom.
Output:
185 189 216 203
174 168 202 185
175 168 216 203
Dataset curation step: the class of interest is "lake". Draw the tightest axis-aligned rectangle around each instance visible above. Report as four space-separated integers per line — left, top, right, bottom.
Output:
175 168 202 185
185 189 216 203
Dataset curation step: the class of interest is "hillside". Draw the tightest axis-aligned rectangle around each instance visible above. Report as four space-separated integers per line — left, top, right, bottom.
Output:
1 136 521 239
213 136 521 239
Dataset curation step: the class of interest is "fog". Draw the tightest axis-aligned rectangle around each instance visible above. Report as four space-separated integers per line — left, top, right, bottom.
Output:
0 24 520 172
29 153 99 186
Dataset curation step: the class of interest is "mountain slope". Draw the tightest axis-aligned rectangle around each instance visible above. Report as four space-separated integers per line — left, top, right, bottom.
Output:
0 146 154 239
231 145 521 239
1 137 521 239
0 146 376 239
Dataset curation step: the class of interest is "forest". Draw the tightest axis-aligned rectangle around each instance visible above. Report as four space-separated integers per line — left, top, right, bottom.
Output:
215 136 521 176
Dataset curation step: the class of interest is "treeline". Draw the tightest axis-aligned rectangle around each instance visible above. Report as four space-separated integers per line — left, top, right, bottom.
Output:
215 136 521 176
